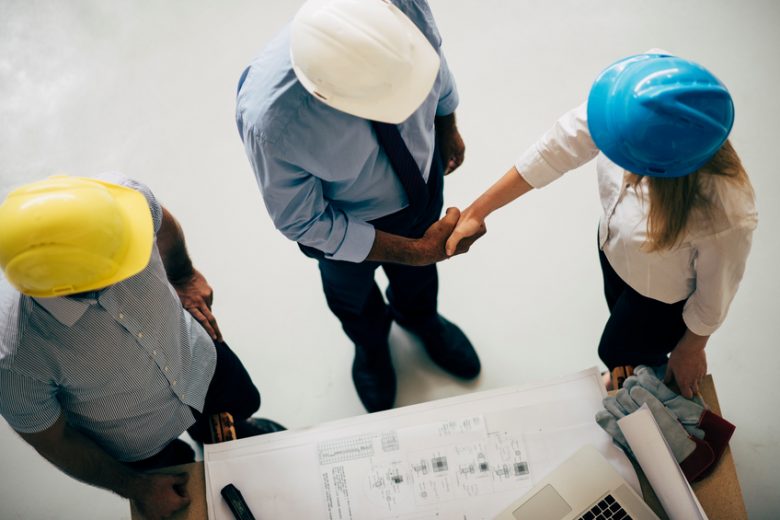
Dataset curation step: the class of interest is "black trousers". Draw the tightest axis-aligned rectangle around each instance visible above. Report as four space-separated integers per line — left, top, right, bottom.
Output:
597 248 688 369
126 340 260 471
299 150 445 351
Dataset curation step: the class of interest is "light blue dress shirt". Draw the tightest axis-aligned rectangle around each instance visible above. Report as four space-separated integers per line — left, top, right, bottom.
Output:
236 0 459 263
0 174 217 461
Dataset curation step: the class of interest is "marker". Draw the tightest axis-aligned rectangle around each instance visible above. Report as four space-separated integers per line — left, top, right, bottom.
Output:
221 483 256 520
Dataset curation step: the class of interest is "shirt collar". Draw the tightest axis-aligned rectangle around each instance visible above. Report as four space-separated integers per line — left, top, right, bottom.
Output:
33 296 95 327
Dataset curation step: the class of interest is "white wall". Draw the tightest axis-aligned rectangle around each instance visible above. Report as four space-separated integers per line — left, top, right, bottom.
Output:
1 1 778 518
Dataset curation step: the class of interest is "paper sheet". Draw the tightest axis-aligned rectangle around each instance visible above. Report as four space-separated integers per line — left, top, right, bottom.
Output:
204 367 637 519
618 405 708 520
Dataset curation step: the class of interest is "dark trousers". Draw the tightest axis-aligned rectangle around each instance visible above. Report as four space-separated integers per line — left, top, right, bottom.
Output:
126 341 260 471
314 259 440 350
300 150 445 351
597 248 687 369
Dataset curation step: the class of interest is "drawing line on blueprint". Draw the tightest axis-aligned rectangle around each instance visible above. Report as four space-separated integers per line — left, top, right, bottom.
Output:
316 417 533 519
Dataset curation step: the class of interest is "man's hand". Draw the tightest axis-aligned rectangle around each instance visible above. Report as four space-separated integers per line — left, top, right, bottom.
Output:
365 208 484 265
157 206 223 341
412 207 485 265
666 330 709 398
131 473 191 520
172 269 223 341
435 113 465 175
445 206 487 257
19 416 192 520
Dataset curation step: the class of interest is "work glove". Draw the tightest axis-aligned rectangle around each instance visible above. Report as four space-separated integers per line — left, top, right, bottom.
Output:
596 385 715 482
625 366 736 462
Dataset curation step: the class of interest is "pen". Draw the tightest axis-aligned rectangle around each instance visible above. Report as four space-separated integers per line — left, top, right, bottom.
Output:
221 483 256 520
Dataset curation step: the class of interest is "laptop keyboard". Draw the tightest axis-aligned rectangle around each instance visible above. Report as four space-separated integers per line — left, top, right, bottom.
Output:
577 493 633 520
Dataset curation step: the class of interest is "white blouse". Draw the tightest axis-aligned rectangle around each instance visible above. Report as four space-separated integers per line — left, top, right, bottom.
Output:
515 103 758 336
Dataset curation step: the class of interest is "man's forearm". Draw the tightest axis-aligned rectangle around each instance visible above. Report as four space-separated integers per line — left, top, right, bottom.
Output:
365 230 425 265
434 112 457 132
156 206 194 283
20 418 144 499
364 207 468 266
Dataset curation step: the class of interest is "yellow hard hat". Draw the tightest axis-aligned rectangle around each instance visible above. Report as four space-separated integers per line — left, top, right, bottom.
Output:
0 176 154 297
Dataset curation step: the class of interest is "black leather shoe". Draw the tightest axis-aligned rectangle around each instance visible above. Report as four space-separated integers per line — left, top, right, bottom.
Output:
234 417 287 439
352 344 396 413
397 315 480 379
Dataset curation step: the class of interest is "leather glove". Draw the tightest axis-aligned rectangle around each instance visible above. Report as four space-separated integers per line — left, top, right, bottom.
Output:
596 385 715 482
625 365 736 462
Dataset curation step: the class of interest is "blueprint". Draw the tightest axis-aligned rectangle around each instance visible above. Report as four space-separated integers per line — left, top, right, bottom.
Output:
317 416 532 519
204 367 637 519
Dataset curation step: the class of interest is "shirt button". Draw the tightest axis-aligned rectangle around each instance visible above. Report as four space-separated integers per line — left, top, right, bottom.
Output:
137 332 144 339
164 366 169 372
153 350 157 356
118 313 124 319
172 380 177 386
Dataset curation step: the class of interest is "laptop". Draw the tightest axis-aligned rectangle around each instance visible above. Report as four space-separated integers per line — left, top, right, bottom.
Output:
494 445 659 520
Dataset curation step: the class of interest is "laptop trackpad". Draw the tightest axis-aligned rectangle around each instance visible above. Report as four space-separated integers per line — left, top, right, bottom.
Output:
511 484 572 520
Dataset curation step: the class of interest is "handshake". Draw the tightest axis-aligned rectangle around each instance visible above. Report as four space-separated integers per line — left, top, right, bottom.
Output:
408 206 488 266
596 366 736 482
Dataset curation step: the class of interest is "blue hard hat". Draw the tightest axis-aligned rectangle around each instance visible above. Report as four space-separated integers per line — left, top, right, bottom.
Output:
587 53 734 177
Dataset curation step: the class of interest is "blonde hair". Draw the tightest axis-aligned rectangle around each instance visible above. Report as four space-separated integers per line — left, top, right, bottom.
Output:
628 140 752 251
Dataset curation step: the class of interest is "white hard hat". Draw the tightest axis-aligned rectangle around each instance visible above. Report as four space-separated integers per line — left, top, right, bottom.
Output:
290 0 441 124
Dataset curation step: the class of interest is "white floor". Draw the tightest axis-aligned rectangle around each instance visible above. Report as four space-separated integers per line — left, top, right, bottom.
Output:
1 1 779 518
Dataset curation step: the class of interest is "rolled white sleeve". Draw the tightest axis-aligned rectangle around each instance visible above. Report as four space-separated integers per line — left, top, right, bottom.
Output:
683 223 756 335
515 103 600 188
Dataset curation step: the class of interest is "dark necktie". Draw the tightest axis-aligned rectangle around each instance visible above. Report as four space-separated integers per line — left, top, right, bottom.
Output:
371 121 429 217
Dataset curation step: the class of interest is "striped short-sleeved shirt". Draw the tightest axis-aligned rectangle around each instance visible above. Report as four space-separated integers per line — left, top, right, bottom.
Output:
0 174 217 461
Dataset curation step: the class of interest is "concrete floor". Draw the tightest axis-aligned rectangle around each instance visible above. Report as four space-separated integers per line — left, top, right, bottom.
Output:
1 1 778 518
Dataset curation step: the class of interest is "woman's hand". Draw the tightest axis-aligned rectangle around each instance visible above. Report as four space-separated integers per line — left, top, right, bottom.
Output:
666 329 709 398
446 206 487 257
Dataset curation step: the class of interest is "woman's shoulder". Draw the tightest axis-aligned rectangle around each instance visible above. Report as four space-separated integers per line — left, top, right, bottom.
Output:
692 173 757 238
706 173 756 215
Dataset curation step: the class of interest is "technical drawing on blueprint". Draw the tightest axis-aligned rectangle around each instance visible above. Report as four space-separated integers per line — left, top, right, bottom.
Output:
203 368 635 520
317 416 533 519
